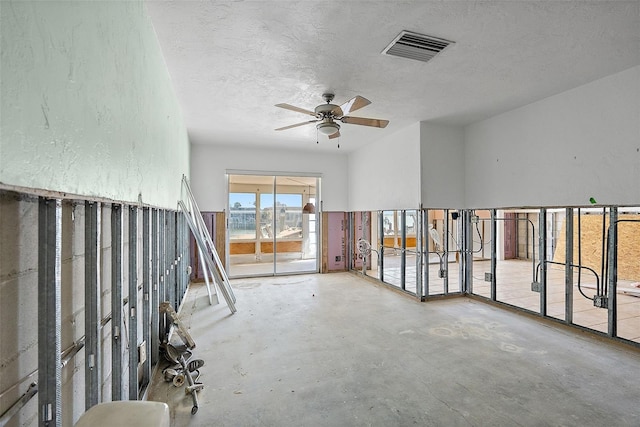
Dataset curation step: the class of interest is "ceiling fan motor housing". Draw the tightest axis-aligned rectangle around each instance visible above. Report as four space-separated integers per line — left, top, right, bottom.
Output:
315 103 340 117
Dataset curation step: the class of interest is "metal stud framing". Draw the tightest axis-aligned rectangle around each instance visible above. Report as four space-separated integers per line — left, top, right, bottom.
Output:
490 209 497 301
151 209 160 366
142 208 151 390
128 206 138 400
565 208 574 324
378 212 384 282
443 209 450 295
84 201 101 409
539 208 547 316
349 205 636 348
607 206 618 337
38 198 62 427
422 209 429 297
463 211 472 294
166 211 174 311
159 210 167 343
111 204 123 401
400 210 406 291
415 208 423 299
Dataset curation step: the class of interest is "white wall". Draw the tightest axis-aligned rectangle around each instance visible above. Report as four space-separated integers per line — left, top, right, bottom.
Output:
0 1 189 209
465 65 640 208
348 123 421 211
420 122 465 208
190 144 349 211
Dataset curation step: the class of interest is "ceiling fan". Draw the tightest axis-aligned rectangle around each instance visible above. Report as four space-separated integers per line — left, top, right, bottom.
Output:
274 93 389 141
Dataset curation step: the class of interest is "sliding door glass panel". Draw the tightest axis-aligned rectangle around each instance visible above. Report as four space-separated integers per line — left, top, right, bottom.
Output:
274 176 317 275
229 193 257 240
228 191 265 276
616 207 640 343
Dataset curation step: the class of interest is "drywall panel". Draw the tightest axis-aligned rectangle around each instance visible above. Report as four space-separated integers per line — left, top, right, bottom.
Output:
190 144 348 211
420 122 465 208
465 66 640 208
348 123 421 211
0 1 189 209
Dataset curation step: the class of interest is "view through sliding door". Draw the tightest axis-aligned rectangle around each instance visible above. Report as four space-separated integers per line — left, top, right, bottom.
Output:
227 173 319 277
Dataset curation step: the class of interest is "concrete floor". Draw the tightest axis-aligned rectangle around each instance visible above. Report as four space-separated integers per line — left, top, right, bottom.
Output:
148 272 640 427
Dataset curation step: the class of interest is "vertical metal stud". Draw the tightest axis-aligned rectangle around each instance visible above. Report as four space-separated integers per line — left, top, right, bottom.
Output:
172 211 178 308
182 214 187 298
347 212 354 271
151 209 160 366
128 206 138 400
176 212 182 306
423 209 429 297
539 208 547 316
159 210 167 343
400 210 406 291
464 211 472 294
142 207 151 389
565 208 573 324
415 208 423 299
443 209 449 295
111 204 123 401
490 209 497 301
378 211 384 282
170 211 177 309
607 206 617 337
166 211 173 311
84 201 101 409
38 198 62 427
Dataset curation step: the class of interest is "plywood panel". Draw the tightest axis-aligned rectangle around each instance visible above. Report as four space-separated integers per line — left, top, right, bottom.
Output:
230 242 255 255
261 240 302 253
215 211 226 265
554 214 640 282
383 236 416 248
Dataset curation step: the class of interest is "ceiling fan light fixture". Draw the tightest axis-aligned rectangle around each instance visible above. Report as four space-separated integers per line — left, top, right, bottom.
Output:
316 121 340 135
302 202 315 214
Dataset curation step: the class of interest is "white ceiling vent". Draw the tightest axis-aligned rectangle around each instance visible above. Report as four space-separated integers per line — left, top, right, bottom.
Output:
382 31 454 63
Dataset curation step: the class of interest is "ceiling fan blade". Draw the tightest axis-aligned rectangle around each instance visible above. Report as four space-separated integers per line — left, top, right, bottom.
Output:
275 120 317 131
328 130 341 139
341 116 389 128
339 96 371 116
330 105 344 117
275 103 316 116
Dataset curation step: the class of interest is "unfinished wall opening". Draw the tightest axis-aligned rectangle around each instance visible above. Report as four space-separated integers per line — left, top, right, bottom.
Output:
0 189 189 426
468 210 492 299
425 209 461 297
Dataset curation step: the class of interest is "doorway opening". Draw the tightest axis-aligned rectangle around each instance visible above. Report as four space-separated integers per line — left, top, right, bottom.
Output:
227 173 319 277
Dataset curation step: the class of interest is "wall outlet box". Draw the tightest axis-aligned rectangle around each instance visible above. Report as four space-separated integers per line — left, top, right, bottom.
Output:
593 295 608 308
484 272 492 282
531 282 541 292
138 341 147 365
438 269 447 278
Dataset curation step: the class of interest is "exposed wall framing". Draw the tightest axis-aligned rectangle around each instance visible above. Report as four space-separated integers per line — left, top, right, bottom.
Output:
0 190 190 426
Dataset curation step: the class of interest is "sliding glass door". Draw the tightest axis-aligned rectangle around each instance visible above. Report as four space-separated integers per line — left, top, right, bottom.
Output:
228 174 319 277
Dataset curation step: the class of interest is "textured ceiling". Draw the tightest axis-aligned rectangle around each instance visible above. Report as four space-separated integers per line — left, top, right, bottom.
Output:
146 1 640 153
